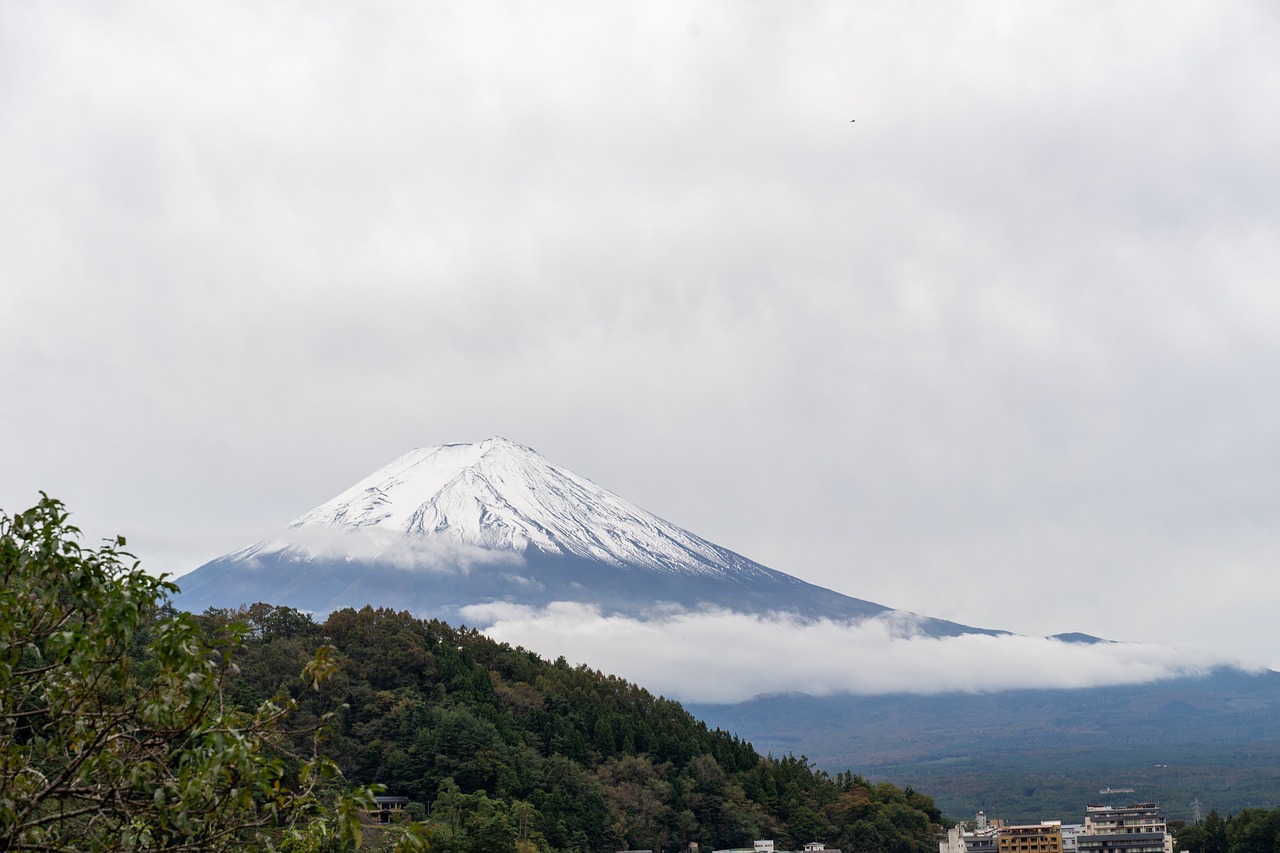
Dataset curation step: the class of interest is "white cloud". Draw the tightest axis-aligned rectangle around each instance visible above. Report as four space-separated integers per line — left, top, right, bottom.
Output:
460 602 1257 704
242 526 525 573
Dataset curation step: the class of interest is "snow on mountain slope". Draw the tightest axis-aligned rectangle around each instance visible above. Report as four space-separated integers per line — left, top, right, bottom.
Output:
174 438 1005 638
232 437 773 579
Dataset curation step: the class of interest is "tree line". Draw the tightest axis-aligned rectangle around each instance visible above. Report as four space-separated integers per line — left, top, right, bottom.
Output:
1176 808 1280 853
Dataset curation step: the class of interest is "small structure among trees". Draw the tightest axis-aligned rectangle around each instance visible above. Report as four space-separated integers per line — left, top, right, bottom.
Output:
374 796 412 824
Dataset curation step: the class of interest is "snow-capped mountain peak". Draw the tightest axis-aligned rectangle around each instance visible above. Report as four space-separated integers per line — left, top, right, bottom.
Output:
177 437 988 634
238 437 765 578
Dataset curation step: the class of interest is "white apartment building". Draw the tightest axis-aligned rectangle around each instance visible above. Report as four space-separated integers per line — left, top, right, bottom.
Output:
1079 803 1174 853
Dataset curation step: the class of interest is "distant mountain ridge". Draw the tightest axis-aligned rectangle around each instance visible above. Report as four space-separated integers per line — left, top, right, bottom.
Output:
687 668 1280 821
174 437 997 637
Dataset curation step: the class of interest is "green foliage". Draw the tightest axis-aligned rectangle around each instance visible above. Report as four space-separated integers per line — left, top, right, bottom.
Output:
1172 808 1280 853
203 601 946 853
0 496 428 852
1174 809 1280 853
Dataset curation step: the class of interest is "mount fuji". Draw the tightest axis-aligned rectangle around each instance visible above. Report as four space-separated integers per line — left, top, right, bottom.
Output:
174 437 999 637
171 438 1280 820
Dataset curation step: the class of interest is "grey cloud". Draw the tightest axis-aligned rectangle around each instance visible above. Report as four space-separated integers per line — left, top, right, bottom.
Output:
3 2 1280 681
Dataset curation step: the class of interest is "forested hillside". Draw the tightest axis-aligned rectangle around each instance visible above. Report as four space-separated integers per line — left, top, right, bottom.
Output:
1175 807 1280 853
199 602 946 853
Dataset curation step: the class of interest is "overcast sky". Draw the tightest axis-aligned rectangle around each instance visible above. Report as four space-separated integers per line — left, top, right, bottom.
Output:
4 2 1280 694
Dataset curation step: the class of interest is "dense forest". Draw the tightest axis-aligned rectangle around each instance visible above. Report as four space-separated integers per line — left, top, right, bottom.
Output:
198 601 946 853
1175 808 1280 853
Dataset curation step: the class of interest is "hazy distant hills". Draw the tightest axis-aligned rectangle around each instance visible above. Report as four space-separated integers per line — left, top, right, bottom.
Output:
174 437 998 638
689 667 1280 823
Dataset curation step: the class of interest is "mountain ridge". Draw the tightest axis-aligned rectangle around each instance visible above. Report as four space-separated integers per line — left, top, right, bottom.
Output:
686 667 1280 821
173 438 1001 638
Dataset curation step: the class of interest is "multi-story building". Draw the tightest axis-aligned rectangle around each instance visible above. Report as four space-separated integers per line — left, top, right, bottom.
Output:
939 812 1004 853
1078 804 1173 853
942 799 1173 853
970 830 999 853
1061 824 1085 853
1083 804 1167 836
997 822 1065 853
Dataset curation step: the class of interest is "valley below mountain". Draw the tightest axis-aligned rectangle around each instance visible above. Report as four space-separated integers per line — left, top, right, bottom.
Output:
688 668 1280 823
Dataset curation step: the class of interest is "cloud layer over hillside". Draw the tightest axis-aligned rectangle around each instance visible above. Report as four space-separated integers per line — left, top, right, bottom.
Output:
464 602 1251 703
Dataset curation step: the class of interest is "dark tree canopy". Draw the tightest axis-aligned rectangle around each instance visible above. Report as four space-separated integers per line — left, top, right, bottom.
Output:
202 600 948 853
